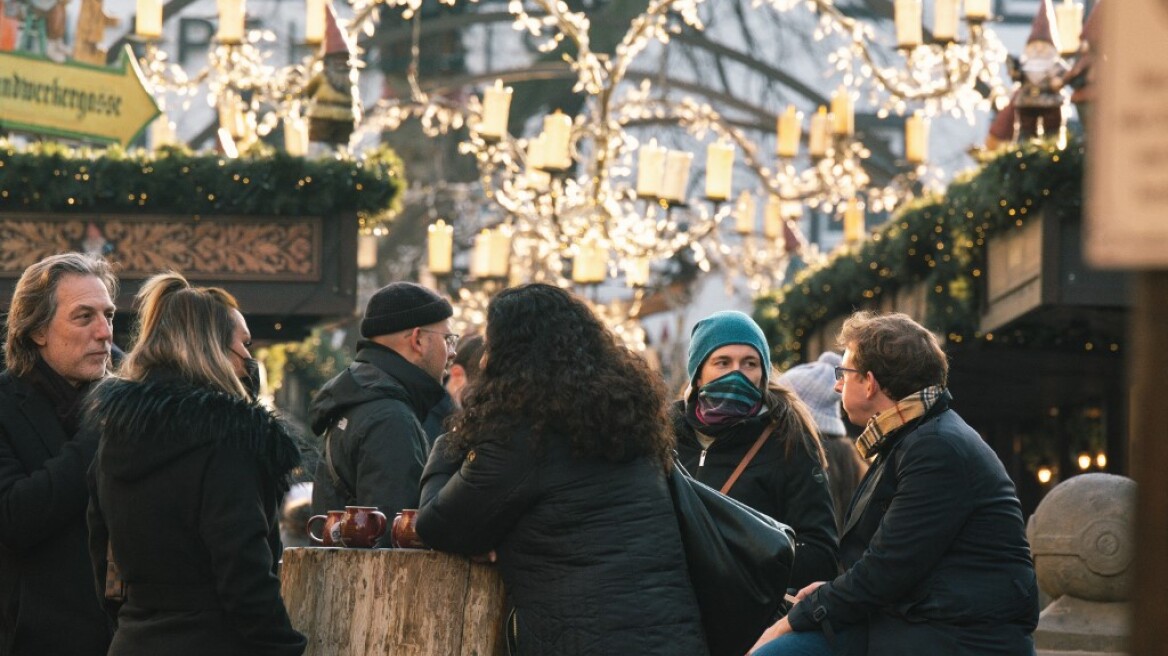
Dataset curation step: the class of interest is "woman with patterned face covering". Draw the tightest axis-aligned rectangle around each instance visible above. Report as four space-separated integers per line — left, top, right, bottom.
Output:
672 311 840 591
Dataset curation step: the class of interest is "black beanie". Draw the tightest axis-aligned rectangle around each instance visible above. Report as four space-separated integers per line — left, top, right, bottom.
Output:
360 282 454 338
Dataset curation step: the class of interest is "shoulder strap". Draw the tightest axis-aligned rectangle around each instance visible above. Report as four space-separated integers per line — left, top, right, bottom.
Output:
720 423 777 495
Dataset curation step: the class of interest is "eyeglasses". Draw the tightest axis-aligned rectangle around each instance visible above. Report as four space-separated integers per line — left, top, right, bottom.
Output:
833 366 862 382
418 329 460 348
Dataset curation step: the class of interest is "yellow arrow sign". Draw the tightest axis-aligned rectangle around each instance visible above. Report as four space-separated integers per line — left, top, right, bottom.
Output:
0 45 160 147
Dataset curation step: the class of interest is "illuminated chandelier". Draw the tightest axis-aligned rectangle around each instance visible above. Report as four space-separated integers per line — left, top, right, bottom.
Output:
121 0 1084 330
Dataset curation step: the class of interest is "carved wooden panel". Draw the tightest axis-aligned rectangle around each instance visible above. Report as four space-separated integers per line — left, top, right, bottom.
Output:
0 214 321 281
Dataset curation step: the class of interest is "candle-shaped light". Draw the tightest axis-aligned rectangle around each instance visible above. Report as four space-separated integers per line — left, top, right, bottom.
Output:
905 111 929 164
427 220 454 275
763 195 783 239
284 116 309 156
150 115 176 147
636 139 666 198
1055 0 1083 54
965 0 990 21
734 191 756 235
479 80 513 140
525 134 550 191
894 0 923 48
625 258 651 288
470 229 492 279
357 234 378 270
541 111 572 170
305 0 325 44
830 86 854 136
572 238 606 284
660 150 693 203
217 0 245 43
781 197 804 220
487 225 512 278
776 105 802 158
808 106 829 159
933 0 958 42
218 97 243 138
705 140 735 201
844 198 865 243
571 247 593 284
136 0 163 38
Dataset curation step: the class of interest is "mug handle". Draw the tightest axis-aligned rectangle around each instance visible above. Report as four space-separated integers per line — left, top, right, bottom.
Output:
370 511 388 539
306 514 328 544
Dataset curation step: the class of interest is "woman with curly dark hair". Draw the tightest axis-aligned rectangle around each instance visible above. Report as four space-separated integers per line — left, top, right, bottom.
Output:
415 283 708 656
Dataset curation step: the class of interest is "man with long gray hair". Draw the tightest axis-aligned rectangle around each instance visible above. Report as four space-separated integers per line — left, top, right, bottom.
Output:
0 253 117 656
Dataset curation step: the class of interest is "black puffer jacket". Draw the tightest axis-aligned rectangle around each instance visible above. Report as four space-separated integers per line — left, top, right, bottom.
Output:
86 374 305 656
309 342 442 545
672 401 840 590
416 431 709 656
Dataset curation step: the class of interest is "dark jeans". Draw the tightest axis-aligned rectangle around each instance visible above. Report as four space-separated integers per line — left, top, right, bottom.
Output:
753 626 857 656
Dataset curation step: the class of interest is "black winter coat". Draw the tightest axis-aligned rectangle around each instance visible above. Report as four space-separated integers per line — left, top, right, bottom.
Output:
86 374 306 656
787 395 1039 655
0 371 112 656
416 431 709 656
310 342 443 545
672 401 840 590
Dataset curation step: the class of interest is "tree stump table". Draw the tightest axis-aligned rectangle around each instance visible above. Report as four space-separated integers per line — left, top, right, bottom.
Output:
280 548 507 656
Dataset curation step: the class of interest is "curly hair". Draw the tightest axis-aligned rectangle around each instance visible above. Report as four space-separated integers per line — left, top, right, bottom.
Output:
837 311 947 401
445 283 674 468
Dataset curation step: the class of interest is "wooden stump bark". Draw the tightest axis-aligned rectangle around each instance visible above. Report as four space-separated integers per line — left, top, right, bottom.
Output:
280 548 507 656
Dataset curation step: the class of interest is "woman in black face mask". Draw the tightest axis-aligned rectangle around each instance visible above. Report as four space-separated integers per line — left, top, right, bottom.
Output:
672 311 840 591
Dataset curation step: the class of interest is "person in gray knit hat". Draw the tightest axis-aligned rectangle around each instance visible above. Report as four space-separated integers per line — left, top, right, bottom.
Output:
778 352 868 532
310 282 457 540
671 310 840 591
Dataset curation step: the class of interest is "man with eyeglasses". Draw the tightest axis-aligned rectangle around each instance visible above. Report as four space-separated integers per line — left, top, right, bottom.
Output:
752 311 1038 656
310 282 456 546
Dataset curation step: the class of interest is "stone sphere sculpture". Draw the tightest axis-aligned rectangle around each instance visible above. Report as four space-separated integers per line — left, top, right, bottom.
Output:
1027 473 1135 602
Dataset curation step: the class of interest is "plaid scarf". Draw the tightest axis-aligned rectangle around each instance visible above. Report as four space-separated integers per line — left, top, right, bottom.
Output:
855 385 946 459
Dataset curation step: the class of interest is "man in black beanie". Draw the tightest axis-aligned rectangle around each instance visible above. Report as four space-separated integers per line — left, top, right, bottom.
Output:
310 282 456 544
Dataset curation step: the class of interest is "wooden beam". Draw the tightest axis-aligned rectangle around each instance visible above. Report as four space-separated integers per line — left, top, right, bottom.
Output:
1129 271 1168 656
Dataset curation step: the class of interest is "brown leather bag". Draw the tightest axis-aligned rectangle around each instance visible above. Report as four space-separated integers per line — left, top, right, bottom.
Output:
104 542 125 602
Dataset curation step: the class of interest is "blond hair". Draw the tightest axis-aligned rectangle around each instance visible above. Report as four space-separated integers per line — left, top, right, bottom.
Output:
120 272 247 398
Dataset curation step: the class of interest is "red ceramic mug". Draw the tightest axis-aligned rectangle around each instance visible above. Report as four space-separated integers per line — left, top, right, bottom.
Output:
306 509 345 546
391 509 427 549
339 506 388 548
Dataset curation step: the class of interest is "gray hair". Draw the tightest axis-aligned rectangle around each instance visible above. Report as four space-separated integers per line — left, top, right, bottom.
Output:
4 253 118 376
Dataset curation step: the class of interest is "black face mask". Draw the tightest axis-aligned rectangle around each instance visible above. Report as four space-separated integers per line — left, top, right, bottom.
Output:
233 349 262 398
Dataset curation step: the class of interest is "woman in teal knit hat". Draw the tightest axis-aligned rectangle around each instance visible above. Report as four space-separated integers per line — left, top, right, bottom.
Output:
672 310 840 591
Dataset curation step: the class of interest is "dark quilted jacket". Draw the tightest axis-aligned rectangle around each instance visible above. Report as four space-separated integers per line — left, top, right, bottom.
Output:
416 430 709 656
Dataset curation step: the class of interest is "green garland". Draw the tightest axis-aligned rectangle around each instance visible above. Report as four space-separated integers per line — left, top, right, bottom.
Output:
0 140 406 228
756 137 1086 369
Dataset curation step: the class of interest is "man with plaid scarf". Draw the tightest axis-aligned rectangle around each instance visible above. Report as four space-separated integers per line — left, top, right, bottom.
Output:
752 311 1039 656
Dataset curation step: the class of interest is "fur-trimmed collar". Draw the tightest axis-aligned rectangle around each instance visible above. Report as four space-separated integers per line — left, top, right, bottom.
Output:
86 376 301 482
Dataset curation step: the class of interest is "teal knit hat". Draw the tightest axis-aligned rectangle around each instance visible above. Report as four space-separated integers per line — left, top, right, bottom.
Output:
687 311 772 386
